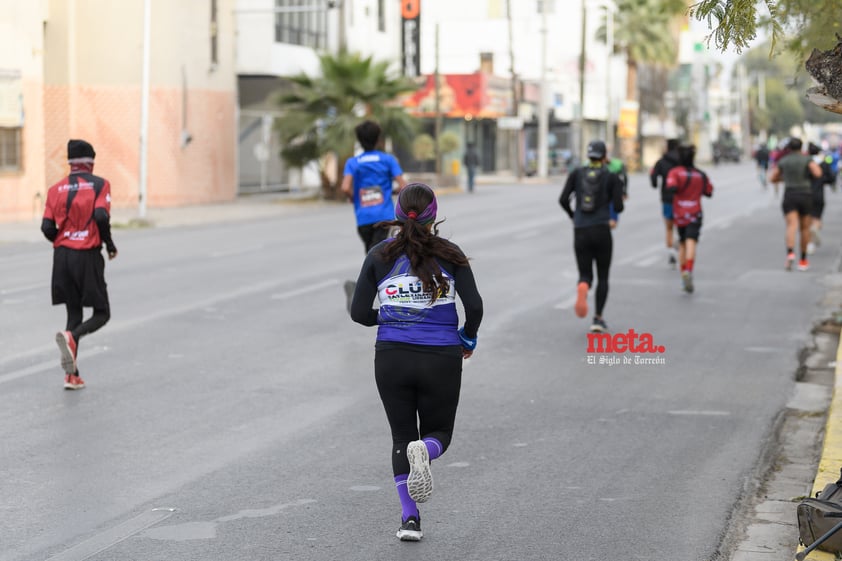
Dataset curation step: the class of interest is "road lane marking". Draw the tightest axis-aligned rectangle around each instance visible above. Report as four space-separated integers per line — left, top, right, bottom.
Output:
44 508 175 561
0 347 107 385
1 282 48 296
0 279 339 377
667 410 731 416
270 279 337 300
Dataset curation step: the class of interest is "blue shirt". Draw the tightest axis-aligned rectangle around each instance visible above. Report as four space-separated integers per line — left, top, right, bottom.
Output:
343 150 403 226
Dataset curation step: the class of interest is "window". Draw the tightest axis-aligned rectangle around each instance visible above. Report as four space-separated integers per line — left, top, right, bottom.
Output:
274 0 327 49
377 0 385 32
0 128 21 171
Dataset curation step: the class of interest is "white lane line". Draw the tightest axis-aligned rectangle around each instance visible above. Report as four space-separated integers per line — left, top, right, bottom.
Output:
207 244 265 258
44 508 175 561
0 279 340 381
270 279 337 300
1 282 48 296
554 295 576 310
0 347 108 385
667 410 731 416
634 254 661 268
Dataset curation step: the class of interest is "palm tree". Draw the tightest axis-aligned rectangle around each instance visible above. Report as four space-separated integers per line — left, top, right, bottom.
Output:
275 50 420 199
596 0 685 168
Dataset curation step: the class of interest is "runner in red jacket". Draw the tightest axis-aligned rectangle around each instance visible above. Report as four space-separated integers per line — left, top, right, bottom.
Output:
41 139 118 390
665 144 713 294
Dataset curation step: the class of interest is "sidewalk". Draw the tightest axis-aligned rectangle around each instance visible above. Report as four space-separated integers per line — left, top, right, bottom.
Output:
798 329 842 560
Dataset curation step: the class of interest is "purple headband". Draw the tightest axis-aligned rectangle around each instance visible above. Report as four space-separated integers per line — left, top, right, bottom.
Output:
395 183 437 225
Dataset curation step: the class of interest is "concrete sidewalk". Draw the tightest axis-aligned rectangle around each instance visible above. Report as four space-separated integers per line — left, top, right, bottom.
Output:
798 331 842 560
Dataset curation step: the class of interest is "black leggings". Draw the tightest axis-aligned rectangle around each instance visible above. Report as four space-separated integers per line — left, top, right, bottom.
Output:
66 303 110 349
574 224 613 316
375 347 462 476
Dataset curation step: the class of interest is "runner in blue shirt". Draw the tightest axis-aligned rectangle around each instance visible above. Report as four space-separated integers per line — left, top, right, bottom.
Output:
341 120 408 310
341 120 407 253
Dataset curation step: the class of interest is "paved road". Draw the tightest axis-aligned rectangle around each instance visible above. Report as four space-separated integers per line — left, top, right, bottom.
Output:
1 162 839 560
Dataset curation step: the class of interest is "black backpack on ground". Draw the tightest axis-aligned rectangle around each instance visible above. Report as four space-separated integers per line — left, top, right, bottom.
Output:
797 469 842 555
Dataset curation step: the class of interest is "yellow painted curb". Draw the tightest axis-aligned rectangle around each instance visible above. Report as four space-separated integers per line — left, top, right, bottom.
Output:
796 335 842 560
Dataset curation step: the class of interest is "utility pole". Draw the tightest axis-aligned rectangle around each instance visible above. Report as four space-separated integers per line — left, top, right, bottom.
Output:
506 0 522 178
738 63 751 159
138 0 151 219
537 0 549 178
336 1 346 52
434 22 442 179
604 2 614 154
576 0 587 165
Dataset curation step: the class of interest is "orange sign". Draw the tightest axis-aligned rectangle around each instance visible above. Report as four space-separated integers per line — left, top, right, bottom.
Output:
401 0 420 19
617 101 639 139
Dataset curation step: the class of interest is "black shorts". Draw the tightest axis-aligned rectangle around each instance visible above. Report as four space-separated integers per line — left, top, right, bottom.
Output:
782 190 813 217
51 246 110 308
357 223 390 253
677 220 702 242
811 189 825 219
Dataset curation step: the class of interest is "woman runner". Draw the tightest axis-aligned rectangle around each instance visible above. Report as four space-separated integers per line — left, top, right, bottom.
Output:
349 182 483 542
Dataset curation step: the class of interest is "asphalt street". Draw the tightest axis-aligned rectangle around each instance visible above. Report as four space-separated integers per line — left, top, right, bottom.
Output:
1 161 840 561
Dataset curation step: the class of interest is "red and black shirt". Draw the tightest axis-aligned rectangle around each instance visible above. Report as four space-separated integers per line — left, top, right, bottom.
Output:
43 170 112 250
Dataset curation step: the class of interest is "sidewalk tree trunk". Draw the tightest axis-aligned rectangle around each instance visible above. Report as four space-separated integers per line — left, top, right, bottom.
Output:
275 50 419 200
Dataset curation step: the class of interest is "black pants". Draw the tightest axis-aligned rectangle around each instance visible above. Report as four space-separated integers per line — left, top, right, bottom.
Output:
375 346 462 476
357 223 390 253
574 224 612 317
66 303 110 350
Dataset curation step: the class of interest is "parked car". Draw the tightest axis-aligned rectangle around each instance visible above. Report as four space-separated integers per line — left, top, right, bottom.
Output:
713 141 741 164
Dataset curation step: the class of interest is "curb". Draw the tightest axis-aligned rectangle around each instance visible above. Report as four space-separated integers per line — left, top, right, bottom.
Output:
798 333 842 560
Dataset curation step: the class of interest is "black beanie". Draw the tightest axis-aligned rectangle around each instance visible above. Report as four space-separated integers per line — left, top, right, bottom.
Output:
67 139 96 161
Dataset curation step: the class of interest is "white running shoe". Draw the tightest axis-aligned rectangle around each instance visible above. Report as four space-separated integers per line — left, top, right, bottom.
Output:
406 441 433 503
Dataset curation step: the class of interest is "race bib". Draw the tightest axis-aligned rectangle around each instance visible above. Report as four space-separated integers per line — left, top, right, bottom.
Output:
360 186 385 207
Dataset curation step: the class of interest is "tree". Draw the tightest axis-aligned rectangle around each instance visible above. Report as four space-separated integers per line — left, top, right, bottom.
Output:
596 0 687 168
605 0 686 102
275 50 420 199
762 79 804 134
690 0 842 114
739 42 840 130
690 0 841 55
412 134 435 172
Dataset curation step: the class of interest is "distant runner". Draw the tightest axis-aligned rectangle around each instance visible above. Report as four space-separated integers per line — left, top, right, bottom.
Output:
665 144 713 294
768 137 823 271
650 138 681 267
559 139 624 333
341 120 408 310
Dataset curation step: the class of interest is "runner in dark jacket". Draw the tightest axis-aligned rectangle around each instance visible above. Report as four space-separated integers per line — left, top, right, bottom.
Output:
649 138 681 267
559 140 624 333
